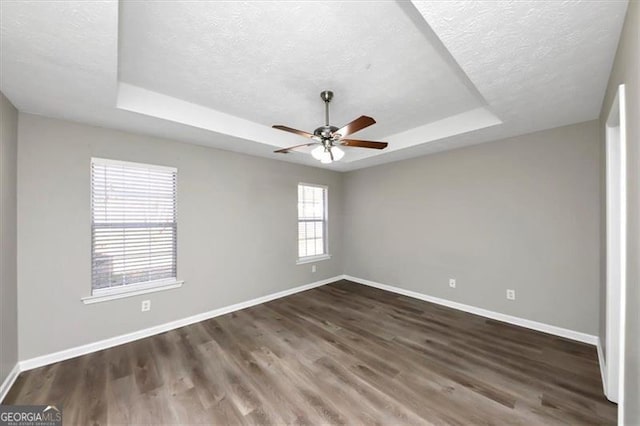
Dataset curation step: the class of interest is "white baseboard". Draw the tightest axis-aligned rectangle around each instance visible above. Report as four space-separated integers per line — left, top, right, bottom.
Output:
344 275 598 346
0 363 20 403
19 275 343 372
16 274 600 377
597 337 608 397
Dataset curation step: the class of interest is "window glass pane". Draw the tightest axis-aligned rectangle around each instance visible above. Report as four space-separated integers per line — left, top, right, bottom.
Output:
313 202 323 218
297 184 327 259
306 222 315 240
91 159 177 292
307 238 317 256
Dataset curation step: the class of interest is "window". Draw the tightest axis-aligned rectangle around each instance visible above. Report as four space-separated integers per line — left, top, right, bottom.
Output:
297 183 329 262
90 158 178 297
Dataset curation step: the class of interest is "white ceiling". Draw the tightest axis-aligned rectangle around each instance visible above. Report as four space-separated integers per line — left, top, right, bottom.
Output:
0 0 628 171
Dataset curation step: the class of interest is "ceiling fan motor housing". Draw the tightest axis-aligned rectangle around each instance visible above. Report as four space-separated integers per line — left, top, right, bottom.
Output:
314 125 339 141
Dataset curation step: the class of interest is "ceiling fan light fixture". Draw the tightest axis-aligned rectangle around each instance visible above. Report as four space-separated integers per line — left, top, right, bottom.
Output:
320 155 333 164
311 145 326 160
332 146 345 161
311 145 344 164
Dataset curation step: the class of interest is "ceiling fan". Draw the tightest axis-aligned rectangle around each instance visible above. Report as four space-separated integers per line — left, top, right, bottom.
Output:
272 90 388 164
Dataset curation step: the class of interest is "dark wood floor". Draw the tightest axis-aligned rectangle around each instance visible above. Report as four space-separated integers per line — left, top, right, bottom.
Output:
4 280 615 425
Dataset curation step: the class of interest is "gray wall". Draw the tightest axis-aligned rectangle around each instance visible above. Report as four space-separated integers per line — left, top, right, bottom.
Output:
17 113 344 360
600 1 639 422
0 92 19 387
344 120 601 335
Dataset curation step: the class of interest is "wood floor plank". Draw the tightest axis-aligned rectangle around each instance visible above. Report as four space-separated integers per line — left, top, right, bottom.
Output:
2 280 615 425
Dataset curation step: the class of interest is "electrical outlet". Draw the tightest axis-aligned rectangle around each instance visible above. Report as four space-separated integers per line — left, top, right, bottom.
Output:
141 300 151 312
311 264 317 273
449 278 456 288
506 289 516 300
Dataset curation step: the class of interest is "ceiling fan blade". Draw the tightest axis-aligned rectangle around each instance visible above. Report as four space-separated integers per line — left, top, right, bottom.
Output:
272 125 315 139
340 139 388 149
274 142 318 154
334 116 376 138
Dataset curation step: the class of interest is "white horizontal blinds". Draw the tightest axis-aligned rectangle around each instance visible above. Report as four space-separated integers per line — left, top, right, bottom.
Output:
298 184 327 258
91 158 177 292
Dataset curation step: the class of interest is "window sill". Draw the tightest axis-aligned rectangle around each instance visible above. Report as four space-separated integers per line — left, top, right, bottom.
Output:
81 280 184 304
296 254 331 265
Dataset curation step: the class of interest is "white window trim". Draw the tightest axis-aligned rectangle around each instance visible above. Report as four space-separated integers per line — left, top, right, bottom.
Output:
82 278 184 304
296 254 332 265
91 157 177 173
297 182 330 264
86 157 181 304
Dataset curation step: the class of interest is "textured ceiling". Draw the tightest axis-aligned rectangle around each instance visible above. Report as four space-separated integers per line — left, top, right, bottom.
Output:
413 0 626 130
119 1 483 139
0 0 629 171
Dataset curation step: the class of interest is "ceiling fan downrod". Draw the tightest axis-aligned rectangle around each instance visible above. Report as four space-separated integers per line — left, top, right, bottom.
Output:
320 90 333 126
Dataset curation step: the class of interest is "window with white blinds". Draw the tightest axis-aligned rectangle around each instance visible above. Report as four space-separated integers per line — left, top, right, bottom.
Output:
91 158 177 294
298 183 328 259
